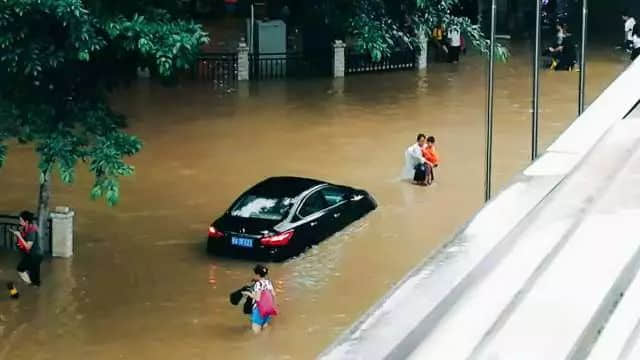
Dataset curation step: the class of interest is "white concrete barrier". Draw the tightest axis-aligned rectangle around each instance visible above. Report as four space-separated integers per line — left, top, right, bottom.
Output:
473 120 640 360
320 59 640 360
410 117 640 360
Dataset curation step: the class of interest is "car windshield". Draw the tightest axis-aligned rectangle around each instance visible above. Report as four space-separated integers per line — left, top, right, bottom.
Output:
230 195 294 221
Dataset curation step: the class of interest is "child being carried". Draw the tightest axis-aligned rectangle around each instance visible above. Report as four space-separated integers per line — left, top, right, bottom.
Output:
422 136 440 184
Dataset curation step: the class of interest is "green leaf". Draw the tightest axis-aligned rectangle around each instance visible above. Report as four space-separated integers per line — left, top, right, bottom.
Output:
78 50 89 61
106 187 119 206
90 185 102 200
371 49 382 62
58 162 75 184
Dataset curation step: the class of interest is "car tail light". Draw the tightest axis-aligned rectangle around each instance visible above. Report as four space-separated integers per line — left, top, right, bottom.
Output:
208 226 224 238
260 230 294 247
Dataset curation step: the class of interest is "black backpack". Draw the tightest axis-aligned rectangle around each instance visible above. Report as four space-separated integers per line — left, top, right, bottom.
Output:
229 284 255 314
229 285 252 305
243 296 253 314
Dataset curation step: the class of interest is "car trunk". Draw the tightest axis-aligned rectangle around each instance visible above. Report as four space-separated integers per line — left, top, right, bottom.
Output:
216 215 280 237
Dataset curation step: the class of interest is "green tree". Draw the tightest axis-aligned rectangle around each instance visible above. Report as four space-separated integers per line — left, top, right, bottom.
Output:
0 0 209 244
322 0 509 61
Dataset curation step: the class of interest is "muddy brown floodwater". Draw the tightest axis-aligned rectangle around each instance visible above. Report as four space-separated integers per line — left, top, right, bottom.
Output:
0 44 628 360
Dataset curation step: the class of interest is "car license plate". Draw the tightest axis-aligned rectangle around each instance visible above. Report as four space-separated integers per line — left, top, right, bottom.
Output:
231 236 253 248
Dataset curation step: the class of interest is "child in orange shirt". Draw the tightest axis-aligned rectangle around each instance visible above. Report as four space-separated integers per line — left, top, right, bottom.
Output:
422 136 439 184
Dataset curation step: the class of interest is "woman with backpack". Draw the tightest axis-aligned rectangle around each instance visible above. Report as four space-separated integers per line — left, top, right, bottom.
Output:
243 264 277 333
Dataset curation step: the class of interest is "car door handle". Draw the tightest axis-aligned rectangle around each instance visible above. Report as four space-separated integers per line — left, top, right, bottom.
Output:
333 213 341 218
310 221 318 227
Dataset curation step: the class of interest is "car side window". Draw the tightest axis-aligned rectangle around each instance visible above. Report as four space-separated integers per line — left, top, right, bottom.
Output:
321 186 350 206
298 191 330 218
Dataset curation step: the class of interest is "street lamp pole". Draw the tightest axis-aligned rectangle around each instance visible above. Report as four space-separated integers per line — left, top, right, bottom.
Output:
485 0 497 202
532 0 542 161
578 0 588 114
249 1 255 54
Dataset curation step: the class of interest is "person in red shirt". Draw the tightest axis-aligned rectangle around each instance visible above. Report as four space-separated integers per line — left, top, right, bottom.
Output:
422 136 440 184
10 211 43 286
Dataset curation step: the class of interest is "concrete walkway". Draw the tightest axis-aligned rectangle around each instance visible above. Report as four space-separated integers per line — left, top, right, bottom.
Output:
320 60 640 360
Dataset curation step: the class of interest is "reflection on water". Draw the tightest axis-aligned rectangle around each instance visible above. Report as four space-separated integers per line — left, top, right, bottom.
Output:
0 43 628 359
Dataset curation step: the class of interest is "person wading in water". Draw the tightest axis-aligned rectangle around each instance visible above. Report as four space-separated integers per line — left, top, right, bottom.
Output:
242 265 277 334
422 136 440 184
403 133 432 186
10 211 43 287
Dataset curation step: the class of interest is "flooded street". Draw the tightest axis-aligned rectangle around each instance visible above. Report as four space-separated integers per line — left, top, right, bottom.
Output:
0 44 627 359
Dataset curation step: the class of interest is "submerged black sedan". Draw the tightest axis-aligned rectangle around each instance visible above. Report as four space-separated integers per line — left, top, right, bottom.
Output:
207 177 377 261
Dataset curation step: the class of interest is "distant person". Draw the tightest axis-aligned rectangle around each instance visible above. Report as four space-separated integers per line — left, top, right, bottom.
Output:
548 23 576 71
557 30 577 71
403 133 431 186
447 26 462 63
422 136 440 184
632 24 640 61
555 22 568 46
547 23 567 68
10 211 43 287
622 11 636 53
432 24 448 62
242 265 277 334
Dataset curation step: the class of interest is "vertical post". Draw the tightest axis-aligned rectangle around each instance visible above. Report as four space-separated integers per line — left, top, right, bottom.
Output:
532 0 541 161
578 0 588 114
333 40 346 78
415 31 428 70
237 40 249 81
485 0 497 202
250 4 255 54
250 4 257 79
50 206 74 258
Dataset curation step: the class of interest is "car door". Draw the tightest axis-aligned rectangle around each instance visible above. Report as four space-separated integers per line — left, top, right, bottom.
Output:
295 189 332 246
320 186 353 233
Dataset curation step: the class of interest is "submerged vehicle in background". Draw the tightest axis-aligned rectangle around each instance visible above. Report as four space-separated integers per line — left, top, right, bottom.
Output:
207 177 377 261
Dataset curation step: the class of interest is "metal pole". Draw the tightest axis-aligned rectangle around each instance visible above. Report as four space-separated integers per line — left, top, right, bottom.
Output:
578 0 588 114
532 0 542 161
250 4 255 54
485 0 497 202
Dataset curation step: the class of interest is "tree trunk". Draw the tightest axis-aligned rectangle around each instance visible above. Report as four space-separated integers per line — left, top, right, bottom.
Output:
37 171 51 251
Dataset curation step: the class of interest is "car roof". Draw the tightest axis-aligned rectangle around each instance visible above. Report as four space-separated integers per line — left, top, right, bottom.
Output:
247 177 328 198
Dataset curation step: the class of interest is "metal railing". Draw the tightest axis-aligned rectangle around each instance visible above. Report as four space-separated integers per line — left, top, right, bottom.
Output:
249 51 332 80
194 53 238 85
346 49 416 74
0 214 52 254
